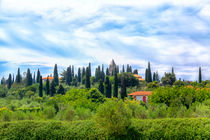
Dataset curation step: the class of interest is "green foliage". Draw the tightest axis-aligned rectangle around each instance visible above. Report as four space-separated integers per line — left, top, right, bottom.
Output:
105 76 112 98
94 99 132 136
57 85 65 95
0 85 8 97
85 67 91 89
146 81 160 90
173 80 186 87
118 72 139 87
149 87 210 108
161 72 176 86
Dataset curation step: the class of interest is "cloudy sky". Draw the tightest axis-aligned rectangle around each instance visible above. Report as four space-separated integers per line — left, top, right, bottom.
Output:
0 0 210 80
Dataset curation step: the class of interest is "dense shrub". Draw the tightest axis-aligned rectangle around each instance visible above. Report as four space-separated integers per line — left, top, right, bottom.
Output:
0 118 209 139
94 99 132 136
149 87 210 108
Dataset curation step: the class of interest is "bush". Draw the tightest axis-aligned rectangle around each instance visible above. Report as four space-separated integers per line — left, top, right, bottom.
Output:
94 99 132 136
147 104 167 119
0 119 209 139
42 106 56 119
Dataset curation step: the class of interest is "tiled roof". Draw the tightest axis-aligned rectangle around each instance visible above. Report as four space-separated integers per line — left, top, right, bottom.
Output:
42 77 54 80
133 74 145 81
128 91 152 96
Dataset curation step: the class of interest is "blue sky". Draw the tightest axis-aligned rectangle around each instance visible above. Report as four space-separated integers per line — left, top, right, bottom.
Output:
0 0 210 81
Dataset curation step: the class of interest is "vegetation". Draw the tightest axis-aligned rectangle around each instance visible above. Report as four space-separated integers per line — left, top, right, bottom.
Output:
0 61 209 139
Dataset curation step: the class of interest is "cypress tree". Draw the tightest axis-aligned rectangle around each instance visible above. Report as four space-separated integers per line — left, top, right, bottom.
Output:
39 76 43 97
199 67 202 83
46 76 50 95
126 64 129 72
89 62 91 77
78 68 81 83
116 65 119 73
36 69 40 83
121 76 126 100
82 67 86 85
26 68 32 86
148 62 152 82
50 80 56 96
106 68 110 76
66 66 72 86
113 68 118 98
98 80 104 94
85 67 91 89
33 72 35 84
153 72 156 81
53 64 59 86
16 68 22 83
122 65 125 73
105 76 111 98
102 64 105 82
57 84 65 95
8 74 12 89
145 69 148 82
133 69 138 74
172 67 174 74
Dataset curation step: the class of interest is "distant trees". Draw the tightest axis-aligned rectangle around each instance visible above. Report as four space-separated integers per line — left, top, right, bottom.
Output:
161 73 176 86
121 76 126 100
46 76 50 95
98 80 104 94
145 62 152 83
53 64 59 86
78 68 81 83
85 67 91 89
57 84 65 95
113 68 118 98
26 68 32 86
105 76 111 98
7 74 12 89
15 68 22 83
199 67 202 83
50 80 56 96
66 66 72 86
39 76 43 97
36 69 40 83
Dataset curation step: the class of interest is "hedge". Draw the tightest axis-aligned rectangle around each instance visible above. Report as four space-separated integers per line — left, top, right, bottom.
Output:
0 118 209 140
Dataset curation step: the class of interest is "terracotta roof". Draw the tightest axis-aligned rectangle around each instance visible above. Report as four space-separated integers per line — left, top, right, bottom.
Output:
42 77 61 80
133 74 145 81
42 77 54 80
128 91 152 96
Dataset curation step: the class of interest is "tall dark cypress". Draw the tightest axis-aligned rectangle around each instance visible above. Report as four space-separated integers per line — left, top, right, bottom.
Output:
16 68 22 83
57 84 65 95
122 65 125 73
121 76 126 100
50 80 56 96
133 69 138 74
78 68 81 83
105 76 111 98
46 76 50 95
145 68 148 82
113 68 118 98
82 67 86 85
36 69 40 83
33 72 35 84
89 62 91 77
199 67 202 83
153 72 156 81
85 67 91 89
72 65 74 78
66 66 72 86
26 68 32 86
8 74 12 89
102 64 105 82
172 67 174 74
12 74 14 84
106 68 110 76
39 76 43 97
98 80 104 94
53 64 59 86
148 62 152 82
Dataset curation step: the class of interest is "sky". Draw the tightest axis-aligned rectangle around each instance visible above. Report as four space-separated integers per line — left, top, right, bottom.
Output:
0 0 210 81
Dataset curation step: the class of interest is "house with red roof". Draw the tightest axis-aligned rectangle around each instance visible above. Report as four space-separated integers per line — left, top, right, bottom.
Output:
128 91 152 103
42 76 61 82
